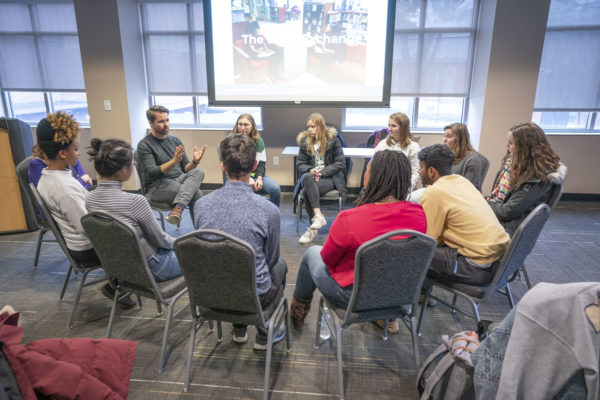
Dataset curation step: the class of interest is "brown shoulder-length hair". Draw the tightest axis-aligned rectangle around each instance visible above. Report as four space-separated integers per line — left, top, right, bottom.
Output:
444 123 475 163
232 113 260 143
386 112 420 148
509 122 560 187
304 113 328 156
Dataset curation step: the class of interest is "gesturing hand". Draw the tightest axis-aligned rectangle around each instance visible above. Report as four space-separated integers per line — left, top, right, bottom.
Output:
193 145 207 164
173 145 185 163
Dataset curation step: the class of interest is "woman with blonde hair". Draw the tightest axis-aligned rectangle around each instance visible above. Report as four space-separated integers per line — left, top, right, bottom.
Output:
232 113 281 206
294 113 346 244
487 122 566 235
443 123 487 191
374 112 421 189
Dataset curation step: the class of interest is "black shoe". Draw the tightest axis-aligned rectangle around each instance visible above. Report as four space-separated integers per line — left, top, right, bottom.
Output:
254 325 286 351
101 283 136 310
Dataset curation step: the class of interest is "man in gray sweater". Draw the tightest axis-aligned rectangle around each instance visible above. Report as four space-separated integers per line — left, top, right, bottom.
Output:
194 134 287 350
137 105 206 226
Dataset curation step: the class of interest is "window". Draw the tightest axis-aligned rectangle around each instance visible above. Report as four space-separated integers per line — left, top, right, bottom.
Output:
344 0 478 130
141 1 261 128
533 0 600 132
0 2 88 124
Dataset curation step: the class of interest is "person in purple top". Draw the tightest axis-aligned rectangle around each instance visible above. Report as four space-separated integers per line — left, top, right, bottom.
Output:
29 144 93 189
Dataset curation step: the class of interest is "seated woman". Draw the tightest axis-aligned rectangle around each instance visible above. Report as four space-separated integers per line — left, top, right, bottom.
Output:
487 122 567 236
231 113 281 206
443 123 486 191
290 150 427 332
374 112 421 190
86 138 181 282
35 111 134 308
294 113 346 244
29 147 93 189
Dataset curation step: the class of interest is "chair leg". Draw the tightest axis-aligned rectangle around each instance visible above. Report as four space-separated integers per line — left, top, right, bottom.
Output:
208 319 214 332
314 297 325 349
284 299 291 351
335 317 345 400
521 265 532 289
158 300 176 373
184 315 200 392
410 316 420 370
296 197 303 233
155 299 162 314
136 295 143 310
216 321 223 343
505 283 515 309
106 291 120 338
417 286 432 336
67 268 92 329
451 294 458 313
59 265 74 301
468 301 481 327
263 316 275 400
33 228 46 269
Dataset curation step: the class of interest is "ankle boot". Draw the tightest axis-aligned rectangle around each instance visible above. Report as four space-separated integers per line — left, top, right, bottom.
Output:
290 294 312 330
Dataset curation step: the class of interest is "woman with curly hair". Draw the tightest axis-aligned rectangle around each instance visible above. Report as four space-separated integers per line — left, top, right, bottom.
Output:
231 113 281 206
294 113 346 244
35 111 135 308
487 122 567 235
374 112 421 190
442 123 488 191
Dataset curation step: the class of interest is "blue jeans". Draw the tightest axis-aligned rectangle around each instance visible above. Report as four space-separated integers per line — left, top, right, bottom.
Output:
294 246 353 309
256 175 281 207
146 248 182 282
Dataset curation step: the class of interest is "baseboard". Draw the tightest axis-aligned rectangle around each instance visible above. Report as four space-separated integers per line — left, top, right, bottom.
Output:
561 193 600 202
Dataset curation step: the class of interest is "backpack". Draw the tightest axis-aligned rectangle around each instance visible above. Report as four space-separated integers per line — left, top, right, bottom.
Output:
416 330 480 400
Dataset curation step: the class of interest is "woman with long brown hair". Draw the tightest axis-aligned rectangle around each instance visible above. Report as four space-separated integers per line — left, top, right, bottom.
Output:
487 122 566 235
294 113 346 244
374 112 421 189
443 123 487 191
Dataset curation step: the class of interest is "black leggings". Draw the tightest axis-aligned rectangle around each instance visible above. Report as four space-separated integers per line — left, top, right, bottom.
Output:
299 172 335 210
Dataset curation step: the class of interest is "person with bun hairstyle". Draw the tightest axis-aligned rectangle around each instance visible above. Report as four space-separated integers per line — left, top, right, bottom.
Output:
294 113 346 244
374 112 421 190
231 113 281 206
487 122 567 236
35 112 135 308
442 123 486 191
86 138 182 282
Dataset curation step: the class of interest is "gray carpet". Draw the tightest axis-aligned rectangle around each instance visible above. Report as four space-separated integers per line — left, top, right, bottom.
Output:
1 195 598 399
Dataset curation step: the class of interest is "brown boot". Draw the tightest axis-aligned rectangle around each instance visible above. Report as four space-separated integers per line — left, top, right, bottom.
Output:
290 294 312 330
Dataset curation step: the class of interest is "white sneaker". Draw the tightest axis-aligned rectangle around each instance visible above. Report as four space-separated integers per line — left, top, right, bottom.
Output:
299 228 317 244
310 214 327 230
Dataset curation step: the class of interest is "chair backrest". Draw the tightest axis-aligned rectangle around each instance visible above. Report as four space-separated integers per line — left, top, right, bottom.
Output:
343 230 436 325
546 181 564 210
487 203 551 298
478 152 490 186
16 157 45 225
174 229 265 327
81 211 159 297
133 151 148 195
29 183 80 266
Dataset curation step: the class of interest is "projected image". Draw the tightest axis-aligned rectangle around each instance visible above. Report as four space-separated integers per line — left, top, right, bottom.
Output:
230 0 368 85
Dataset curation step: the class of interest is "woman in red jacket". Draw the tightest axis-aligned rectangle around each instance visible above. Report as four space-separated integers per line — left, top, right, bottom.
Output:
290 150 427 330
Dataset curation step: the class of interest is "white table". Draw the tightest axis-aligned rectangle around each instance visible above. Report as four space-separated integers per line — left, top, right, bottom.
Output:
281 146 374 158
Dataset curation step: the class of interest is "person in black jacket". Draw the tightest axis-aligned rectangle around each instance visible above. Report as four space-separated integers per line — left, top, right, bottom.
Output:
487 121 566 235
294 113 346 244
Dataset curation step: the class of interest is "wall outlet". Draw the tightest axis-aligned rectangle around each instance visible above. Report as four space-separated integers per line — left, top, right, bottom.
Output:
273 156 279 166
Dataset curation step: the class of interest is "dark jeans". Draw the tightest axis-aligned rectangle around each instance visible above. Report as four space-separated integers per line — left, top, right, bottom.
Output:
294 245 353 309
427 246 498 285
299 172 335 211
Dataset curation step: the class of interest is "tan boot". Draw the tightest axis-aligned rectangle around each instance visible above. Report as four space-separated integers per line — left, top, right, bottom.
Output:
290 294 312 330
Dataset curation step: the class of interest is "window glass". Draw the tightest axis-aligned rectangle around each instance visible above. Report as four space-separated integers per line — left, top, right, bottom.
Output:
52 92 89 124
147 35 192 93
9 91 47 123
345 97 414 129
391 33 419 94
197 96 262 128
420 33 471 95
37 3 78 32
532 111 590 130
144 3 188 31
154 96 195 125
416 97 463 129
0 36 43 89
394 0 420 29
547 0 600 27
425 0 475 28
40 36 85 89
0 4 32 32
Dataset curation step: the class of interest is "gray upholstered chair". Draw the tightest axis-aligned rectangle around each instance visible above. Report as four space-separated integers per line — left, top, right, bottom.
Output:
173 229 290 399
29 183 106 329
80 211 188 373
314 229 436 400
417 203 551 334
16 157 56 268
478 152 490 188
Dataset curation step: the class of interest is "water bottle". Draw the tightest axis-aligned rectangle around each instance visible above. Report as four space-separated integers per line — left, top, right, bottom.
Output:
319 305 331 340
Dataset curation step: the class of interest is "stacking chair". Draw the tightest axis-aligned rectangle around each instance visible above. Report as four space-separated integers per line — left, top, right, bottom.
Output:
173 229 291 399
313 230 436 400
417 203 551 334
16 157 57 268
81 211 188 373
28 183 106 329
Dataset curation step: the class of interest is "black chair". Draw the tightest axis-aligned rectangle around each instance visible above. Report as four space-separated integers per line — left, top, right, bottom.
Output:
417 204 551 334
81 211 188 373
29 183 106 329
314 230 436 400
15 157 56 268
174 229 290 399
478 152 490 190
